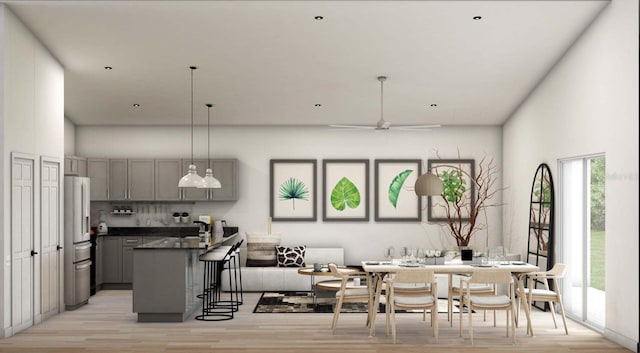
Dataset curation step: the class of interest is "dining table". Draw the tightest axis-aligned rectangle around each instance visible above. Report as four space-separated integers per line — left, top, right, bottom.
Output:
361 260 540 337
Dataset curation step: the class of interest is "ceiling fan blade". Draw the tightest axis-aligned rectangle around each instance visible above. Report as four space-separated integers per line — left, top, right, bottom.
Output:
393 124 441 129
328 124 376 129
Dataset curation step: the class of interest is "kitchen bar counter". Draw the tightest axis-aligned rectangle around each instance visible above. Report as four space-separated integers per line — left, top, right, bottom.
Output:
135 232 238 250
131 233 238 322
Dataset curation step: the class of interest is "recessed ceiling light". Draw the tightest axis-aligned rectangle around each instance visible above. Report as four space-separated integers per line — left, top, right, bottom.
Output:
314 16 324 20
104 66 113 70
133 103 141 107
473 16 482 20
430 104 438 107
315 104 322 107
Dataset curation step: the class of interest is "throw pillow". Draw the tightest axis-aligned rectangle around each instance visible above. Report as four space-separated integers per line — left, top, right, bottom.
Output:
245 232 282 267
276 245 306 267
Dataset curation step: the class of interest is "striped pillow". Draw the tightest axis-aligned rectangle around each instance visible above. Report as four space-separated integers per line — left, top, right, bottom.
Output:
245 232 281 267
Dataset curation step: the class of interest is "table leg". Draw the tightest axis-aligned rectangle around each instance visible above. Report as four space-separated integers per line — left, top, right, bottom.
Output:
368 272 385 337
516 273 534 336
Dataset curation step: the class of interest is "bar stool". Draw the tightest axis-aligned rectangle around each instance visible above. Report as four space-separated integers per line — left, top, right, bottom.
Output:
195 246 235 321
227 239 244 306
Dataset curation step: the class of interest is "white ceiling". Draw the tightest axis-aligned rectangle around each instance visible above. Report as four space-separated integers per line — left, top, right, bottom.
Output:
6 0 608 127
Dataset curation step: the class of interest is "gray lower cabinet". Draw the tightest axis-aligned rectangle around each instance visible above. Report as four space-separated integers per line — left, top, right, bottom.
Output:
96 236 104 287
102 236 123 283
122 236 142 283
102 236 163 286
88 158 109 200
155 159 182 201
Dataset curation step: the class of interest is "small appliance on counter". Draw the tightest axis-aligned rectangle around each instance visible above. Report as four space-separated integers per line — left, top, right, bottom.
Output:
195 215 211 245
97 210 108 235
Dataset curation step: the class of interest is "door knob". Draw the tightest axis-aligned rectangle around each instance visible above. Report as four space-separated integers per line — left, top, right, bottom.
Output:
31 250 38 256
57 245 63 251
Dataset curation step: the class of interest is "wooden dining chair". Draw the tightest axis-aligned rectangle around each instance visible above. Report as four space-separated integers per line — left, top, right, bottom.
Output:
448 273 497 326
459 269 516 344
386 269 439 343
516 263 568 334
327 263 371 333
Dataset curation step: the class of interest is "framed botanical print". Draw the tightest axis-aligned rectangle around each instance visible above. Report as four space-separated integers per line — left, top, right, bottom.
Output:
427 159 476 222
322 159 369 222
374 159 422 222
270 159 317 221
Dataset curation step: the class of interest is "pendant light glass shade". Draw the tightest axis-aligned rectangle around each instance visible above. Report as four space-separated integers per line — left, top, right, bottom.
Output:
199 103 222 188
414 172 443 196
179 66 204 188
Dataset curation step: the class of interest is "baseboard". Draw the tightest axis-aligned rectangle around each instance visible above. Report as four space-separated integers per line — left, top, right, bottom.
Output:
604 327 638 352
1 326 13 339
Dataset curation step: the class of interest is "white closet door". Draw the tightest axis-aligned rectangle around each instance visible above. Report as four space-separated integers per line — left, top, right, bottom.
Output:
41 158 61 320
11 153 35 333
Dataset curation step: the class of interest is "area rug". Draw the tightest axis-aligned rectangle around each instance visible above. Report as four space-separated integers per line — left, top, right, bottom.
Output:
253 291 465 314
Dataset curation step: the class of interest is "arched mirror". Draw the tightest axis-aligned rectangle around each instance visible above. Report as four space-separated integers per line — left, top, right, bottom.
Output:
527 163 555 310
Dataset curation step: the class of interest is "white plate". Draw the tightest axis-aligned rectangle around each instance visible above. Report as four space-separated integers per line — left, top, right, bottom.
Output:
398 263 420 267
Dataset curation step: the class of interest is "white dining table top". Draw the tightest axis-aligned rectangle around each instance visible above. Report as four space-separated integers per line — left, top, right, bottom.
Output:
361 260 540 274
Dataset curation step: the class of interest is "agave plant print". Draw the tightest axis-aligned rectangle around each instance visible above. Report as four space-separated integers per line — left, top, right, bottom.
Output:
270 159 317 221
322 160 369 221
374 159 422 222
279 177 309 209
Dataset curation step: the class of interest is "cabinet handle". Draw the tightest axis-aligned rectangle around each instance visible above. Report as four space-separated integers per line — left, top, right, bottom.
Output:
31 250 38 256
57 245 63 251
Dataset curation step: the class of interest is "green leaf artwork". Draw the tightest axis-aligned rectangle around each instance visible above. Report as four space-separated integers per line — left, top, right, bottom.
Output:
279 177 309 210
441 170 466 202
388 169 413 208
330 177 361 211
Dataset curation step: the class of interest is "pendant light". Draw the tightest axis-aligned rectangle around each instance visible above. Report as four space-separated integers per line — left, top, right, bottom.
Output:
199 103 222 189
178 66 205 188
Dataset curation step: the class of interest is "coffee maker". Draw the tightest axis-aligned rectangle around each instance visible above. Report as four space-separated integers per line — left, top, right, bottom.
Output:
194 215 211 245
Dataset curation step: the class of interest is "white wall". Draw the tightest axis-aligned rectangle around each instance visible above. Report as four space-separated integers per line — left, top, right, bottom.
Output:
0 5 65 337
77 125 503 264
64 118 75 155
502 0 638 350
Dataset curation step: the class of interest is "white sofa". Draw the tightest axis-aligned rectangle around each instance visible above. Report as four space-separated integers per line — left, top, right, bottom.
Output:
221 247 344 292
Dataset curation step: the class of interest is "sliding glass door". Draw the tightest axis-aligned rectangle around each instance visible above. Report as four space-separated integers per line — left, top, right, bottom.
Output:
559 155 606 329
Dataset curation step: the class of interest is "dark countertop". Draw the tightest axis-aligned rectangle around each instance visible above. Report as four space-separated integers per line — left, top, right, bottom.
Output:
95 226 200 237
134 232 239 250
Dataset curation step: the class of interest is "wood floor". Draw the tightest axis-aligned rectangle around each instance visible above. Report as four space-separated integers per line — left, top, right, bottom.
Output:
0 290 629 353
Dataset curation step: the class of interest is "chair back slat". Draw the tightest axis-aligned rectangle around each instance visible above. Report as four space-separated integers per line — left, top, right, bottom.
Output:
392 270 436 284
469 269 512 284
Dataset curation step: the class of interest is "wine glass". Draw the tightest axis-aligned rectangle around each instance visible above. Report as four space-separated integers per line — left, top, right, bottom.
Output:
383 247 395 263
399 246 409 264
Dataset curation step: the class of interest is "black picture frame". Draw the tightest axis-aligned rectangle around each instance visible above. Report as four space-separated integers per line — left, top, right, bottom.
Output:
270 159 317 222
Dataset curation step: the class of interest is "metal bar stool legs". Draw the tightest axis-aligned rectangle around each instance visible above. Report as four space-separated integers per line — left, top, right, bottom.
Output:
196 247 235 321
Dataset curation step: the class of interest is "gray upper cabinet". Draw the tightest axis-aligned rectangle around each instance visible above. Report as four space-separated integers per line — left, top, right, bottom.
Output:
64 156 88 177
128 159 155 200
86 157 238 202
109 159 128 200
87 158 109 200
180 159 238 201
155 159 182 201
181 159 209 201
210 159 239 201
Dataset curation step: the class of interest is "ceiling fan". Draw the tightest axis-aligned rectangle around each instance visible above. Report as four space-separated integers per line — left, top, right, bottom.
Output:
330 76 440 131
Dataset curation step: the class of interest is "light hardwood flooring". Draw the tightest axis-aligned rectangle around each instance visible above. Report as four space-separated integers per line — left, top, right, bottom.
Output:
0 290 629 353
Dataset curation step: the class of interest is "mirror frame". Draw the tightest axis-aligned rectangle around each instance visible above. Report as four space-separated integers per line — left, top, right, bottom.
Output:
527 163 555 311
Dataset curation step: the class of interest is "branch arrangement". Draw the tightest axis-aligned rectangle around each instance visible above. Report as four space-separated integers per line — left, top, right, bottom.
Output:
432 152 504 247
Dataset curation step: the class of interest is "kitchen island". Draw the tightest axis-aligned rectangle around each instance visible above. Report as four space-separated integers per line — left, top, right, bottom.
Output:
132 233 238 322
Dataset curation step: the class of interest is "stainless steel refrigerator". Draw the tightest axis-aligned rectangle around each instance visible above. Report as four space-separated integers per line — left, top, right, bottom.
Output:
64 176 92 310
